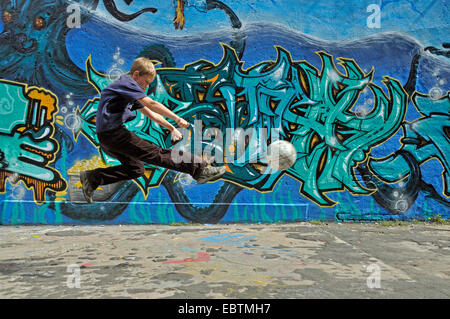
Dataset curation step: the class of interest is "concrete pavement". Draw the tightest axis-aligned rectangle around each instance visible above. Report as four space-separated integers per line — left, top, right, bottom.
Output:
0 222 449 299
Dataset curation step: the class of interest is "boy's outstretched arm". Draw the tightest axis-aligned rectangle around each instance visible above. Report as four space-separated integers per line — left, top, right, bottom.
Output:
137 96 189 128
137 99 184 142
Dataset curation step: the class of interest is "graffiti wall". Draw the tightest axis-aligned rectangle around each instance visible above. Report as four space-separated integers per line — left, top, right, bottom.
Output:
0 0 449 224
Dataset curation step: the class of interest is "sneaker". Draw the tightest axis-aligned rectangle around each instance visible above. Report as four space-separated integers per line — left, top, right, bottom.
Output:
195 165 226 185
80 171 95 203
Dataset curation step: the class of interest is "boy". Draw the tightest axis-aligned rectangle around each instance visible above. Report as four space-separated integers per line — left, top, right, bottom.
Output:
79 57 226 203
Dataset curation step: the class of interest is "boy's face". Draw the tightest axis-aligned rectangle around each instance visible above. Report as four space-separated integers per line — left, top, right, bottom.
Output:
132 71 155 91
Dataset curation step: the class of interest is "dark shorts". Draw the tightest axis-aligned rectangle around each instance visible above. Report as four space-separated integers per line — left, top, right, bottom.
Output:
87 126 206 188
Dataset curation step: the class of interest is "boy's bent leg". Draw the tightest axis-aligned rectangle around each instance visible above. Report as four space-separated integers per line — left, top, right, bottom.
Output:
80 151 144 203
79 162 144 203
97 127 207 178
95 127 225 186
136 140 226 184
87 161 145 188
80 171 95 203
87 149 145 187
128 133 207 178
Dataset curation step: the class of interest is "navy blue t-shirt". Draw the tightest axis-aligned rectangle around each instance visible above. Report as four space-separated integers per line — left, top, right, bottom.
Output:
96 74 147 133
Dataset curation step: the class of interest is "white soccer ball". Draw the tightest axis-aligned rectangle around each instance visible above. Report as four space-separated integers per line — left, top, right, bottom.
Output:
266 140 297 171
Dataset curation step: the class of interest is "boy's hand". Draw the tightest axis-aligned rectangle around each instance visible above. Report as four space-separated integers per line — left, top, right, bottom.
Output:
171 128 183 142
176 117 190 128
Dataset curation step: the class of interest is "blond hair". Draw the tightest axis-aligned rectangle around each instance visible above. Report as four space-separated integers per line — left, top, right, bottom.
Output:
130 57 156 78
